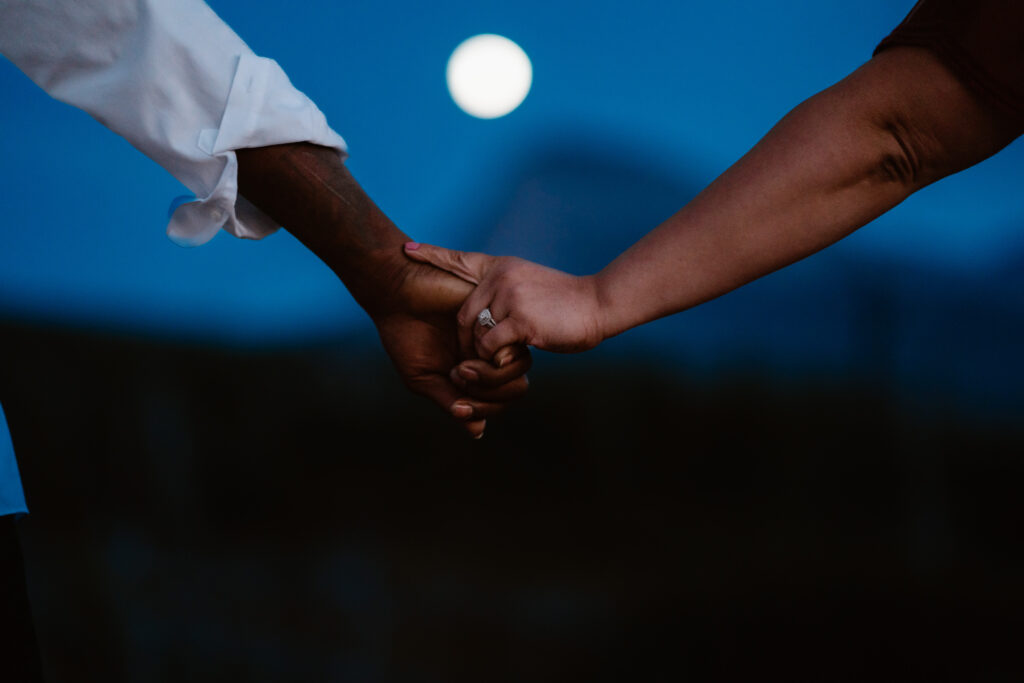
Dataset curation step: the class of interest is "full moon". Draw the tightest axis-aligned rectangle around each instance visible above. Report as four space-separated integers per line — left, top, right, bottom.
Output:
446 34 532 119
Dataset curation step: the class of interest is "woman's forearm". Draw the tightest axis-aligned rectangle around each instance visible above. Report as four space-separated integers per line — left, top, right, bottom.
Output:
402 47 1019 361
593 47 1020 339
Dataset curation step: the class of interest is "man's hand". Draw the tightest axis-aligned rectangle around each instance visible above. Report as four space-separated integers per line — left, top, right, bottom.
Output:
362 251 531 438
235 143 530 437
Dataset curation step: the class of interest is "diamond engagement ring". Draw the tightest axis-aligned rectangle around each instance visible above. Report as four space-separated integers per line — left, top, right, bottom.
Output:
476 308 497 329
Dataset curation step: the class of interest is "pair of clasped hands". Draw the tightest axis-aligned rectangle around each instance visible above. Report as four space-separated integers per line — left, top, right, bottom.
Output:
235 143 595 440
390 240 604 439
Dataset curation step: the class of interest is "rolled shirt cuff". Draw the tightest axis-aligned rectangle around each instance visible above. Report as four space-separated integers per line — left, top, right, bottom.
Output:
167 53 348 246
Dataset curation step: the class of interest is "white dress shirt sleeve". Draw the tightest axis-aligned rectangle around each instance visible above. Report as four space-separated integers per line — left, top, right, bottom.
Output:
0 0 348 246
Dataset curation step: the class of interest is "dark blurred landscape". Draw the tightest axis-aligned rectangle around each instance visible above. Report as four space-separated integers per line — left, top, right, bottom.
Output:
3 315 1023 681
3 139 1024 681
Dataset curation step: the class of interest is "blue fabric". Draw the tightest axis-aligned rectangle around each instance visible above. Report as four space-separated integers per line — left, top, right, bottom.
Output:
0 402 27 517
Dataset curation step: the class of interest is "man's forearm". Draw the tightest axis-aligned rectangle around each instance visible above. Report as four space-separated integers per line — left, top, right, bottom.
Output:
236 143 411 315
593 47 1020 339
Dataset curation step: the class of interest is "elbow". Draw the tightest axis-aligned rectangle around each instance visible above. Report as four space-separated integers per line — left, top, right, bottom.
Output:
872 113 933 189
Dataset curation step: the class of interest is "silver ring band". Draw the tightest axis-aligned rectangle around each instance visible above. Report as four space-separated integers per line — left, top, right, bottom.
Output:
476 307 497 329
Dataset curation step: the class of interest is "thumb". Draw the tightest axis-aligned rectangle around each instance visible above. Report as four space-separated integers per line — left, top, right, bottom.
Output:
404 242 492 286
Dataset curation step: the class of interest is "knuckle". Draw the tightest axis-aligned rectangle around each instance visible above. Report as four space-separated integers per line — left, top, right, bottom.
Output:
509 281 530 300
403 374 446 405
496 258 519 276
402 375 427 395
404 373 430 390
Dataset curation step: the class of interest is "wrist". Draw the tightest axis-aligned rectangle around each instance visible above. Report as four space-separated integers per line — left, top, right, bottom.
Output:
313 218 412 318
585 272 619 344
336 240 474 322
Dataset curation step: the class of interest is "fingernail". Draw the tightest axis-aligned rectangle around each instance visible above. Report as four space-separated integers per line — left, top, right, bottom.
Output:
474 431 485 440
459 366 479 382
404 241 420 251
497 353 511 368
450 402 472 419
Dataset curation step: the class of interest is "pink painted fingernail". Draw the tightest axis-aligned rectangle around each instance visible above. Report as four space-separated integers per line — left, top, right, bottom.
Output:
459 366 480 382
404 241 420 251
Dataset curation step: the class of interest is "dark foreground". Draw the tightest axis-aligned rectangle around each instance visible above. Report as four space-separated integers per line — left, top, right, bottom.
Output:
2 321 1022 681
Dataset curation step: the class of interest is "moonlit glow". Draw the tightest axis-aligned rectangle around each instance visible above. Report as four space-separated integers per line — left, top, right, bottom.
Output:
446 34 532 119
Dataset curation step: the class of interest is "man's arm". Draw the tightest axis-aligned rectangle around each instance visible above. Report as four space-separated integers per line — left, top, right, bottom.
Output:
236 144 530 437
1 0 529 436
405 47 1021 357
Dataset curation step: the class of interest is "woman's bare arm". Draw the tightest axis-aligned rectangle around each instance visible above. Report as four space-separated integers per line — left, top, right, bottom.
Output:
593 47 1019 337
405 47 1021 359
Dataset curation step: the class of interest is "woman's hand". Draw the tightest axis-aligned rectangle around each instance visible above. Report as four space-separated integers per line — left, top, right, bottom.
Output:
404 242 608 361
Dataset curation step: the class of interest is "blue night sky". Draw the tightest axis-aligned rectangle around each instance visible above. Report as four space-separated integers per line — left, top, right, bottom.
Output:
1 0 1021 345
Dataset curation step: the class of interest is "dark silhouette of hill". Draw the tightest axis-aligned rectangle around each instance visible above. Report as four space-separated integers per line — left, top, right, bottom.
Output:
450 137 700 276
